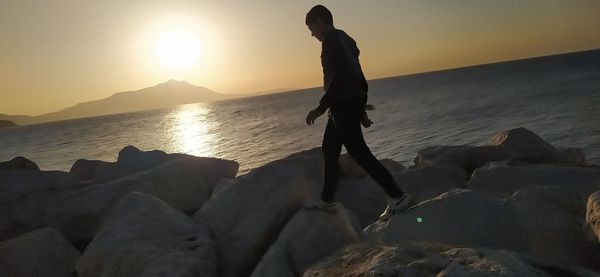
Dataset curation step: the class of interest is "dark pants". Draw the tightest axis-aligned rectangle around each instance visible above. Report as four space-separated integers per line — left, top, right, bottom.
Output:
321 98 404 202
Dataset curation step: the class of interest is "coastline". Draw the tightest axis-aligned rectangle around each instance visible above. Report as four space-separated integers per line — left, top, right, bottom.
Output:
1 127 600 276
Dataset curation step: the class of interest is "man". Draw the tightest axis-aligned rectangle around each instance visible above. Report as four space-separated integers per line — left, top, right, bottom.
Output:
303 5 412 221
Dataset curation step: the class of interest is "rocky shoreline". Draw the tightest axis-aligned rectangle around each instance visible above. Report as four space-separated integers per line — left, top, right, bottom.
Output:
1 127 599 277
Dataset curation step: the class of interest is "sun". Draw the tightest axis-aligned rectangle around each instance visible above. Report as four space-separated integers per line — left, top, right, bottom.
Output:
154 29 202 71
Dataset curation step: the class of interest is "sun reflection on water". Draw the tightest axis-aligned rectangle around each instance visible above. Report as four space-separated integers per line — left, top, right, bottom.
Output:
171 103 216 157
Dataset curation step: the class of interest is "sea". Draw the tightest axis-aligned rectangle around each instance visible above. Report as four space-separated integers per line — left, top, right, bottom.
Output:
1 50 599 175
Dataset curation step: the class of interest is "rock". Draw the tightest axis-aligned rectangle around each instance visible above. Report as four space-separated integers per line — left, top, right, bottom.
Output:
281 147 404 183
414 145 508 172
338 153 367 179
47 156 237 242
82 146 173 183
505 186 600 269
380 158 406 173
335 178 388 228
0 170 86 241
339 155 406 179
490 127 557 162
69 159 112 181
0 156 40 171
0 119 17 128
280 147 324 182
0 228 80 277
414 128 586 171
365 189 522 250
585 191 600 243
394 165 467 204
303 242 599 277
211 177 235 196
467 162 600 198
194 162 312 277
250 205 362 277
555 147 587 166
365 188 600 270
334 165 465 228
76 192 216 277
70 145 238 184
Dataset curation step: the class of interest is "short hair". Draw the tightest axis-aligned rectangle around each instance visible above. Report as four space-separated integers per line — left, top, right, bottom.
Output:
305 5 333 25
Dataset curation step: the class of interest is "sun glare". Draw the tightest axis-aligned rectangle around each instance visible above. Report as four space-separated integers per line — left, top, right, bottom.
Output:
154 29 202 71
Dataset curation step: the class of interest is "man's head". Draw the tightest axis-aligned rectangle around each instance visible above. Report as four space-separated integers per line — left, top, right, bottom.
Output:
306 5 334 42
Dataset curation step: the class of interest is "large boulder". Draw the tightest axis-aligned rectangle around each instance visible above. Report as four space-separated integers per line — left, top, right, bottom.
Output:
336 165 466 228
335 178 388 228
0 156 40 171
394 165 467 203
0 170 86 241
555 147 587 166
47 156 237 242
490 127 557 162
281 147 405 183
194 161 312 277
279 147 324 182
413 128 585 171
0 228 80 277
467 162 600 198
303 242 599 277
250 205 362 277
414 145 507 172
585 191 600 243
70 145 238 184
504 186 600 268
365 189 522 250
76 192 216 277
365 188 600 270
69 159 113 181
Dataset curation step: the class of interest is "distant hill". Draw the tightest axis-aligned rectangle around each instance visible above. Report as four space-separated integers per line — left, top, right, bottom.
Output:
0 80 236 125
0 120 17 128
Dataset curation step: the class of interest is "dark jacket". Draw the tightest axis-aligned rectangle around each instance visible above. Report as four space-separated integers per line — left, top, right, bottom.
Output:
317 28 368 115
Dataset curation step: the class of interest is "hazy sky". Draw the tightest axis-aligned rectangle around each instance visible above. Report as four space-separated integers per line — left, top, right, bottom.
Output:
1 0 599 115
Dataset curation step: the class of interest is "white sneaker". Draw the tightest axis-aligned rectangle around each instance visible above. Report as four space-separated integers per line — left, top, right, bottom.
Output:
303 198 337 212
379 193 412 221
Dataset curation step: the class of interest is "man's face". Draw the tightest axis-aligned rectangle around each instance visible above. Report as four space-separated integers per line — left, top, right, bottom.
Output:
307 19 328 42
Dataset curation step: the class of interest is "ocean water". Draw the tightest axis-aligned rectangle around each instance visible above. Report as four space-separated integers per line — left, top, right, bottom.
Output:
1 50 599 174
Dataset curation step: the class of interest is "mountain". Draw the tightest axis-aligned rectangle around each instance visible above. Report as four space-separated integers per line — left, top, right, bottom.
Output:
0 120 17 128
1 80 235 125
0 114 33 125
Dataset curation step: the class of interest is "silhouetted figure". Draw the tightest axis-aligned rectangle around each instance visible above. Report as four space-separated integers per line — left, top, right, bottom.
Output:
303 5 412 220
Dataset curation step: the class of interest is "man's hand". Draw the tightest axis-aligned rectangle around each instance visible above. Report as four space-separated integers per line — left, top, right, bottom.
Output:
361 113 373 128
306 108 325 125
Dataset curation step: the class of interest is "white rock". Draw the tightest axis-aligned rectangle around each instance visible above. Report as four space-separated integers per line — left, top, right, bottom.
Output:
335 165 465 228
490 127 558 162
304 242 600 277
193 162 311 277
394 165 467 203
0 170 87 241
76 192 216 277
47 156 237 242
250 205 362 277
585 191 600 243
505 186 600 268
467 163 600 198
414 145 508 171
0 228 80 277
366 188 600 270
365 189 521 250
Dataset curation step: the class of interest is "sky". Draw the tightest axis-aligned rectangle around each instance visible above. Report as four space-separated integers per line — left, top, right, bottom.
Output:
1 0 599 116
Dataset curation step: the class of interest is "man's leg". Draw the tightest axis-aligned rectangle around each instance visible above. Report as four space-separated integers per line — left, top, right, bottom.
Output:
335 117 404 198
321 117 343 202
